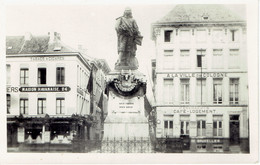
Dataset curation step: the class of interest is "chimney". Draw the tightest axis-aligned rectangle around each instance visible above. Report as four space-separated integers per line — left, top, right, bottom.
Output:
48 31 61 42
24 32 32 41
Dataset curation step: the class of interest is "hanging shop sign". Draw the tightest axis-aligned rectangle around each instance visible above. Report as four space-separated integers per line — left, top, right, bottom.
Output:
19 86 71 92
165 72 227 78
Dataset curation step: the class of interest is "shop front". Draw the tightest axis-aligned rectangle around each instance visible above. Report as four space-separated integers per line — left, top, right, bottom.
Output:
155 106 249 153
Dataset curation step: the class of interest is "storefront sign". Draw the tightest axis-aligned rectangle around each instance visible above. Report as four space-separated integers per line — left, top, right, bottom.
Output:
30 56 64 61
19 86 71 92
196 138 223 144
172 109 216 114
6 87 19 92
165 72 227 78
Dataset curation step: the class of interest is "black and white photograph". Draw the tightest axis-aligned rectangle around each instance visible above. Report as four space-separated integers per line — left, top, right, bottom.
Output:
1 0 258 164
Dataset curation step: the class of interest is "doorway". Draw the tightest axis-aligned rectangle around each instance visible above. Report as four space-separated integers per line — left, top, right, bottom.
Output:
229 115 240 145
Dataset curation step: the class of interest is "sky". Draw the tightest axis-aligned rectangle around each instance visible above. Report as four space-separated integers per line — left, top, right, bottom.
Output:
5 4 246 71
5 4 246 102
5 5 176 73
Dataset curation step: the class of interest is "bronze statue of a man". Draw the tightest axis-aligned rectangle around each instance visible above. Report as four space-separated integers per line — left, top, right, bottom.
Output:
115 7 143 70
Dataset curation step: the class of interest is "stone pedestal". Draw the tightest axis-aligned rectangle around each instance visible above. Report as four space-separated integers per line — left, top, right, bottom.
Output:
103 70 148 140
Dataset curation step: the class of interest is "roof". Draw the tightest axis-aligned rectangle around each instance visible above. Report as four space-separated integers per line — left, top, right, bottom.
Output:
154 4 245 24
6 33 77 55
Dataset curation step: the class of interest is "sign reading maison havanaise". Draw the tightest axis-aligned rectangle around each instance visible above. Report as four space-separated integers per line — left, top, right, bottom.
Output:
19 86 71 92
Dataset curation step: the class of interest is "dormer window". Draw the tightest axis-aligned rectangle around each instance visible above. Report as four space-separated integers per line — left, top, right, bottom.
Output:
203 16 208 20
53 46 62 51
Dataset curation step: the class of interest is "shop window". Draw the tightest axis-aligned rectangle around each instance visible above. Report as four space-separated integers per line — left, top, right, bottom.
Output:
212 49 224 69
37 98 46 114
163 79 174 104
196 79 207 104
230 78 239 105
7 94 11 114
197 117 206 136
56 98 65 114
196 49 206 68
180 115 190 135
56 67 65 84
181 121 190 135
213 115 223 136
51 123 70 140
180 79 190 104
25 125 42 140
20 98 28 114
213 79 223 104
6 64 11 84
164 30 173 42
20 68 29 85
213 145 223 152
197 144 206 150
38 68 46 84
179 50 190 69
164 115 173 137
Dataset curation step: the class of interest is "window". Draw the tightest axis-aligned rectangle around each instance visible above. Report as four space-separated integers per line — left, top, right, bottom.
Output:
164 30 173 42
37 98 46 114
212 49 224 69
20 98 28 114
196 49 206 68
196 79 207 104
180 50 190 69
180 79 190 104
38 68 46 84
230 78 239 104
229 49 240 69
180 115 190 135
196 29 207 42
163 50 174 69
180 30 190 42
197 116 206 136
230 29 239 42
7 94 11 114
213 115 223 136
56 98 65 114
56 67 65 84
163 79 174 104
212 29 224 42
6 64 11 84
20 68 29 85
213 79 223 104
164 115 173 137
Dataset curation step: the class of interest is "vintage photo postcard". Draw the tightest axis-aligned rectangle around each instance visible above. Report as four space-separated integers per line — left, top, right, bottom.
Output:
0 0 258 164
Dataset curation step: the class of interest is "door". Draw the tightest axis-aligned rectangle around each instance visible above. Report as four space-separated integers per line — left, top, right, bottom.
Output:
229 115 240 145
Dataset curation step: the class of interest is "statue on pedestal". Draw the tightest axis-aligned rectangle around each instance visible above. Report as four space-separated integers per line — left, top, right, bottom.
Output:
115 7 143 70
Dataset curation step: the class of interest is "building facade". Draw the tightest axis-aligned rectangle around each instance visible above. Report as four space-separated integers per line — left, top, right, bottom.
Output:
6 32 110 150
151 5 248 153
